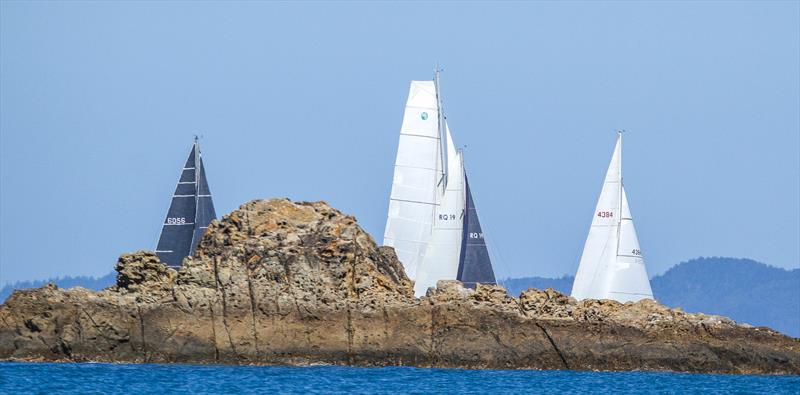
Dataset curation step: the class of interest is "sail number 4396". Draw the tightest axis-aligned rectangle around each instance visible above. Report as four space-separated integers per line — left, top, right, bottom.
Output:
597 211 614 218
166 217 187 224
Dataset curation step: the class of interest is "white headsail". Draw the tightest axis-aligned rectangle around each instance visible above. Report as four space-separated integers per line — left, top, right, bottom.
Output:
413 124 466 296
383 81 443 279
571 133 653 303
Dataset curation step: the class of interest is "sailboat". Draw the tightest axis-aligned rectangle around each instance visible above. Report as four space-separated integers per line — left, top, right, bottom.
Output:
570 132 653 303
383 71 496 296
155 137 217 268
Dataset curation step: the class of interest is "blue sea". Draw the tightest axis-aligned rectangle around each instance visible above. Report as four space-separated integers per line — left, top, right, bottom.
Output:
0 362 797 394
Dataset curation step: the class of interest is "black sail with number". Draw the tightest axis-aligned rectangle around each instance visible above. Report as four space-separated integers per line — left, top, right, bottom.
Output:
155 140 217 268
456 174 496 288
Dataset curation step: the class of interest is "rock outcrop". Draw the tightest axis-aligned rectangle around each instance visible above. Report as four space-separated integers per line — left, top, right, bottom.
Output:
1 199 798 374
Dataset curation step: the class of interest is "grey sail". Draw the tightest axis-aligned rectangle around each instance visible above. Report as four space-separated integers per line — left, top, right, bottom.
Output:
155 140 216 268
456 174 496 288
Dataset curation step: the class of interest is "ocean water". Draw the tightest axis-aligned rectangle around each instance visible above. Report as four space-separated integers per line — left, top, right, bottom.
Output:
0 362 797 394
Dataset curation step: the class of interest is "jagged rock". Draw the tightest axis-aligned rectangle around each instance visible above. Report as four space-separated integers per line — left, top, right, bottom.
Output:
520 288 575 319
1 198 798 374
115 252 177 297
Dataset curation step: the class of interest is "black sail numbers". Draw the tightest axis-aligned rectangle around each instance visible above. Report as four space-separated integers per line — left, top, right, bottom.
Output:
155 141 217 268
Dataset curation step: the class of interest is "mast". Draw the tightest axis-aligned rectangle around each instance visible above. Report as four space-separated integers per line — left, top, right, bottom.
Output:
459 147 466 219
614 130 623 257
434 65 447 191
191 136 200 249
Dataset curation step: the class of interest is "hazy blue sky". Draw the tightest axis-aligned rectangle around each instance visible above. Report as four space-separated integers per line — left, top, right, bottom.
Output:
1 1 798 285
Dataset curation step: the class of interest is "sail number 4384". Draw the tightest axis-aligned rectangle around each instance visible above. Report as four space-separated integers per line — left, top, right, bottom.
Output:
597 211 614 218
166 217 187 224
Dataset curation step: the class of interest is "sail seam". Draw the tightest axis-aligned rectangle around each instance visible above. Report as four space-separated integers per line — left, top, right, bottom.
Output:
383 237 430 243
393 164 438 171
399 133 439 140
609 291 652 296
389 198 437 206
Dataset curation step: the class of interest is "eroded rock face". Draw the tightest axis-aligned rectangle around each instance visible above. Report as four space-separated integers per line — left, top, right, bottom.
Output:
1 199 798 374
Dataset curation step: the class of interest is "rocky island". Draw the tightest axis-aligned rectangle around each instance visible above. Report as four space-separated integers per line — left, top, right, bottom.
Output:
1 199 798 374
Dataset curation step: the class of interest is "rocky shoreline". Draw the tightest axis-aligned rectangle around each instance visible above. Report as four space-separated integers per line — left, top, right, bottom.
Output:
1 199 798 374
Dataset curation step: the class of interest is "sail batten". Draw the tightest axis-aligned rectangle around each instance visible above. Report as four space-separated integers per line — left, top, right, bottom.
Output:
156 140 217 268
571 133 653 302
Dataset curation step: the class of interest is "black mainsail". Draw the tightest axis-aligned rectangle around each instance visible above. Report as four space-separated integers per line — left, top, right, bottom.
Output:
456 174 496 288
155 138 217 268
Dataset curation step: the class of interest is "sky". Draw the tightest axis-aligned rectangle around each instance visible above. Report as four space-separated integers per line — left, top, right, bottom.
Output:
1 1 798 285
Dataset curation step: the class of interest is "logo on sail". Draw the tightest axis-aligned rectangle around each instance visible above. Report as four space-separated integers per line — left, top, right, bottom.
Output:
420 112 428 120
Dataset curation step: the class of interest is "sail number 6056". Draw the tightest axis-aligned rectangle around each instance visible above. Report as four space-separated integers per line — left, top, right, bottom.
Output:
167 217 186 225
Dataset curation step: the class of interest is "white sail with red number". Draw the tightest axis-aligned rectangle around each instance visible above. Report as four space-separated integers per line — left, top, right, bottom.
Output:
570 132 653 303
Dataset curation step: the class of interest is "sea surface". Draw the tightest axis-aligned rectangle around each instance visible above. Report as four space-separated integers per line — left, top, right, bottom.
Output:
0 362 797 394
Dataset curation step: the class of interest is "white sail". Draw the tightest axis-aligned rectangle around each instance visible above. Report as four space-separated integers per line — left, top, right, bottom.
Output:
413 124 465 296
571 133 654 303
383 81 443 279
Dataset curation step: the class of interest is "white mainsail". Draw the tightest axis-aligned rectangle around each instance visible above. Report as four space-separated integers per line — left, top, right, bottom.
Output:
383 81 443 279
571 133 653 303
413 124 465 296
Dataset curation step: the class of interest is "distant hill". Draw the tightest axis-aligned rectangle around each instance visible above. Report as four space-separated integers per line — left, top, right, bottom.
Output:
651 257 799 338
0 272 115 303
500 257 799 338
